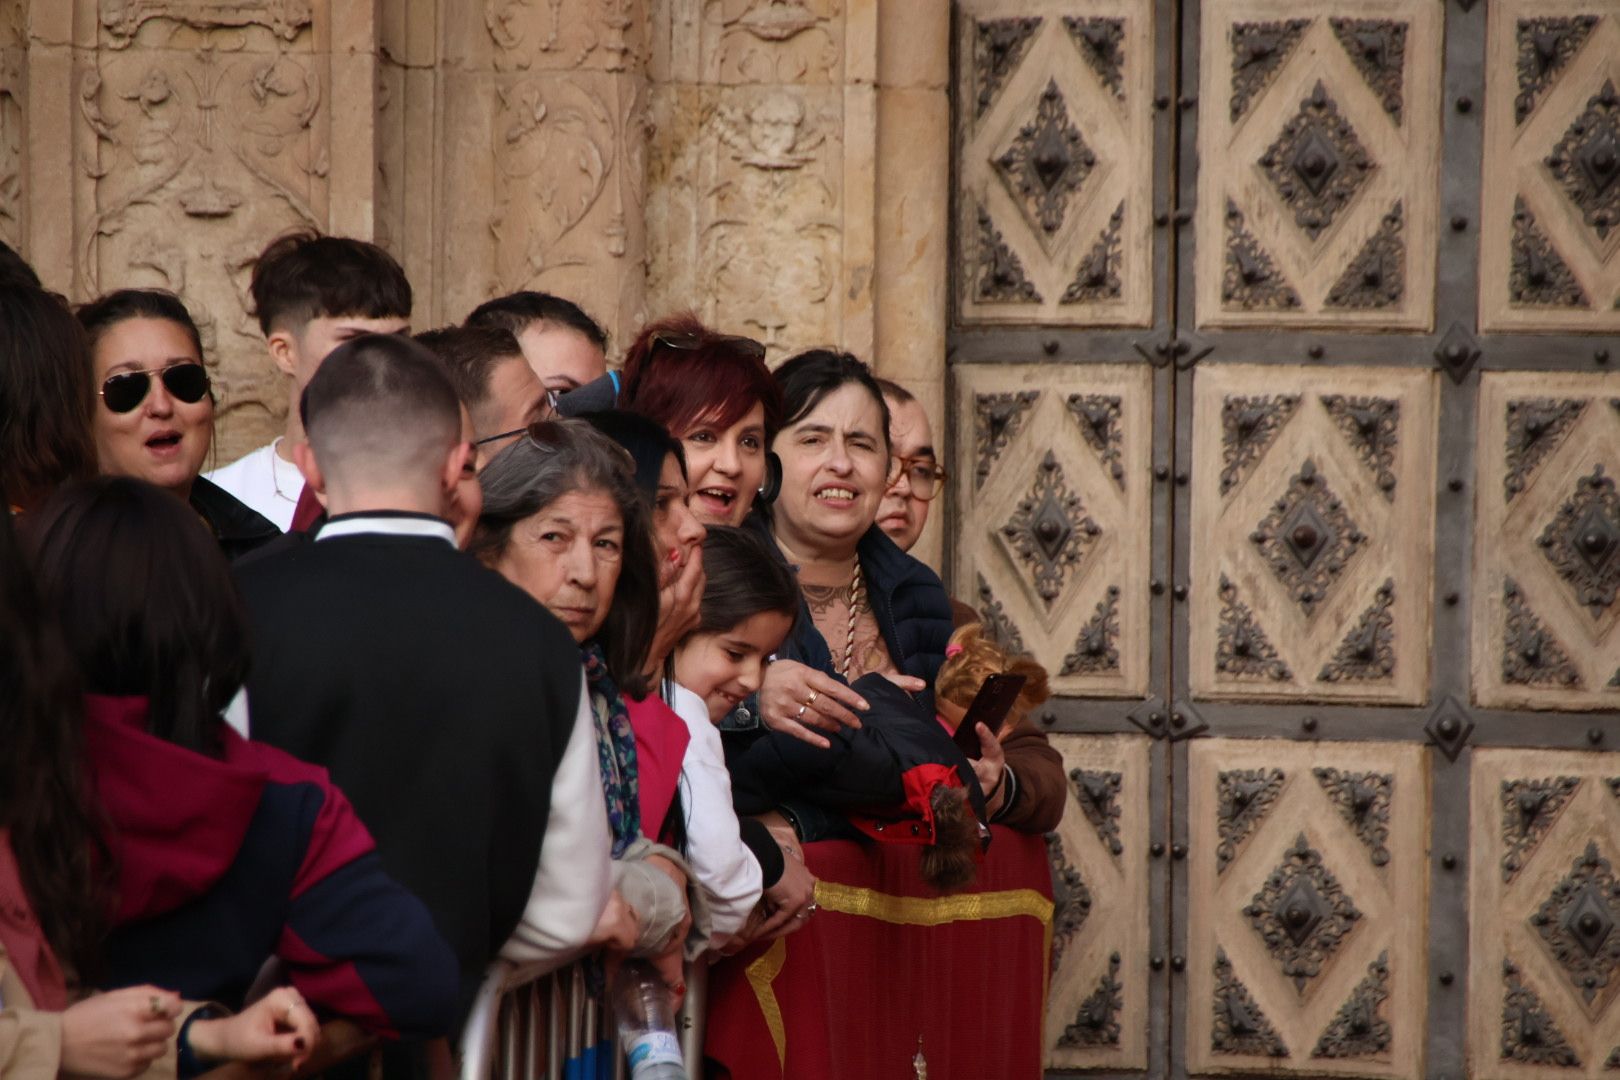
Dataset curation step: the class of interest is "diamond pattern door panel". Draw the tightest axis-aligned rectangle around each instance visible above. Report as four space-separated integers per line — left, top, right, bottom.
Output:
953 364 1153 698
1480 4 1620 332
1473 373 1620 711
1193 0 1442 330
1469 749 1620 1079
1044 734 1151 1071
1189 364 1438 704
1186 740 1429 1078
955 0 1155 326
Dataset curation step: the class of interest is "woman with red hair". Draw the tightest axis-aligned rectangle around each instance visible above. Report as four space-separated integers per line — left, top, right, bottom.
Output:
618 314 783 528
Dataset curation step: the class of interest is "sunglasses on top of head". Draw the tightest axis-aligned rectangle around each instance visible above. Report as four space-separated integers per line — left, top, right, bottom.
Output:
100 363 211 414
648 331 767 363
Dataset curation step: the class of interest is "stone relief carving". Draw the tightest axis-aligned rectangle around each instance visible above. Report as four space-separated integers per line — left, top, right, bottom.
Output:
1061 201 1124 304
974 204 1041 303
1510 196 1589 308
1502 577 1582 688
974 390 1039 489
1064 17 1125 101
1259 82 1376 242
1324 201 1404 309
490 78 615 291
1250 460 1366 617
1222 199 1301 311
1229 19 1310 124
1216 767 1286 873
77 17 331 456
1244 833 1362 994
1312 768 1392 867
1061 586 1121 677
973 16 1041 120
976 574 1028 656
484 0 638 73
706 0 842 85
702 89 840 349
1212 947 1289 1057
1066 393 1125 490
1320 394 1399 499
1000 452 1101 609
1056 952 1122 1048
100 0 313 48
1545 79 1620 244
1047 832 1092 970
1311 951 1392 1058
1068 769 1124 858
1530 841 1620 1009
1500 775 1581 882
1501 959 1580 1066
993 79 1096 241
1504 397 1587 501
1317 580 1396 684
1215 574 1291 683
1220 393 1299 495
1329 19 1407 123
1516 16 1599 125
0 44 18 248
1538 465 1620 618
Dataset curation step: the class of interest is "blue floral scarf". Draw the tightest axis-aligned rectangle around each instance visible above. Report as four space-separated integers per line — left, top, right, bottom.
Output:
583 643 640 858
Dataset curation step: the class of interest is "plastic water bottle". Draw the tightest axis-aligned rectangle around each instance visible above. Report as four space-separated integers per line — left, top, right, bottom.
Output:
613 960 688 1080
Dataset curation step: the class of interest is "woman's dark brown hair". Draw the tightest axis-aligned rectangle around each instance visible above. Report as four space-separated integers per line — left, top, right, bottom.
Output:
0 477 111 980
0 285 96 512
25 477 250 758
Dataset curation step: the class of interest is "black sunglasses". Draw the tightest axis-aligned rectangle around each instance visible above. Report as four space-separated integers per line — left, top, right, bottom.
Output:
649 331 767 363
100 363 211 414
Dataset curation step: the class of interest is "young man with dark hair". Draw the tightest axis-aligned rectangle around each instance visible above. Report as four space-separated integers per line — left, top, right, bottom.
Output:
463 290 608 394
414 324 553 465
236 333 618 1028
207 231 413 531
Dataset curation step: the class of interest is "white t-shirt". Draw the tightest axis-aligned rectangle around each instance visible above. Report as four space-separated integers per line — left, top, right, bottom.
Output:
669 683 763 943
205 440 301 532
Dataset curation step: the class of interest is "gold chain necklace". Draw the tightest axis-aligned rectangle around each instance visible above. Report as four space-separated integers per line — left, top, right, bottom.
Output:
838 558 864 678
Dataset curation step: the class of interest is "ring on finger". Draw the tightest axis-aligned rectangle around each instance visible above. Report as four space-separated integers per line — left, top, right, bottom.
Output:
806 902 819 914
148 995 165 1018
795 703 808 721
804 690 819 708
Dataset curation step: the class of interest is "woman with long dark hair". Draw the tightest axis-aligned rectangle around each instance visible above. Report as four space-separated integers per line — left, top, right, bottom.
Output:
0 285 96 514
21 477 459 1060
1 477 322 1076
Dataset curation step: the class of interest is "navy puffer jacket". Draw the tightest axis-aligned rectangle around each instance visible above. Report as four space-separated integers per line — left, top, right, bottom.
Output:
744 514 954 714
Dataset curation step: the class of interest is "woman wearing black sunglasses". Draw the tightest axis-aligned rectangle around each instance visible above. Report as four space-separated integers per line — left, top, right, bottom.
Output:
77 290 279 559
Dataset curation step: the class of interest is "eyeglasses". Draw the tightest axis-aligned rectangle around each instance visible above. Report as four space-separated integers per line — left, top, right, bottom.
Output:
100 363 211 414
889 455 948 501
473 390 563 448
648 331 767 364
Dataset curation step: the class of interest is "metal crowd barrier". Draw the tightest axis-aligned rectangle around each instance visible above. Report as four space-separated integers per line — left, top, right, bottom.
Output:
459 958 706 1080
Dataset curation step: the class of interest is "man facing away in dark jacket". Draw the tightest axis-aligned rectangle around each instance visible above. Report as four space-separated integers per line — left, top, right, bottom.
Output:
233 335 614 1034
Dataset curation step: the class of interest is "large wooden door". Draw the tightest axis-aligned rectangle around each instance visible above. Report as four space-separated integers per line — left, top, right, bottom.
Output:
947 2 1620 1078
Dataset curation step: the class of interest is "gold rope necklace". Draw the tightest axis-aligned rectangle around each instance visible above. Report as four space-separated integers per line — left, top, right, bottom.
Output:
839 557 864 678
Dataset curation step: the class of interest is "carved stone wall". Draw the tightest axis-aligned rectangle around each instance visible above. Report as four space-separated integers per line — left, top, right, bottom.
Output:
1188 363 1439 705
1472 373 1620 712
1193 0 1442 330
1187 739 1430 1078
645 0 865 362
0 0 21 249
1480 3 1620 333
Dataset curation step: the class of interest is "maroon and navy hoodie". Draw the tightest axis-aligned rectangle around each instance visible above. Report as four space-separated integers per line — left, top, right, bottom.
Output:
85 694 459 1040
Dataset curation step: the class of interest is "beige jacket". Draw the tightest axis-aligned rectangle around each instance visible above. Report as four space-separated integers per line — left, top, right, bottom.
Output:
0 947 203 1080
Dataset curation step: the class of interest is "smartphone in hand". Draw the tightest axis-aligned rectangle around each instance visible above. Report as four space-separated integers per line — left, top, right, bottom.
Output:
952 673 1027 759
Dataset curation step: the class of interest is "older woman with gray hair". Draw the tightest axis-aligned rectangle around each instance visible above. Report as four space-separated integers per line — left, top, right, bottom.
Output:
472 419 707 993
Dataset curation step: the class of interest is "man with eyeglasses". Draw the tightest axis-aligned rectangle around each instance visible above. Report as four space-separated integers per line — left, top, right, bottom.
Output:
874 378 947 557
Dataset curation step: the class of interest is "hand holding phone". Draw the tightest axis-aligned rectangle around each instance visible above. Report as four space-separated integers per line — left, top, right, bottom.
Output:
952 673 1027 758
